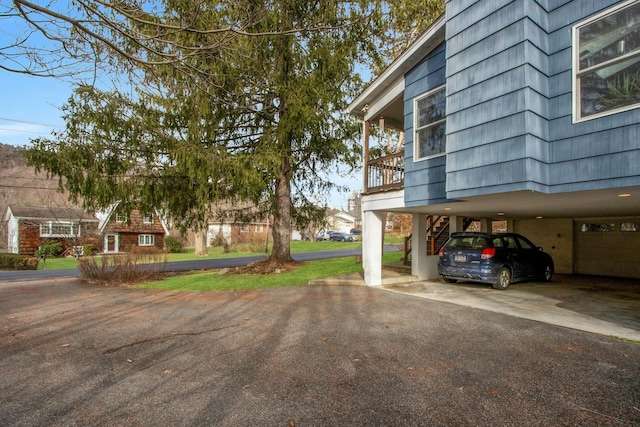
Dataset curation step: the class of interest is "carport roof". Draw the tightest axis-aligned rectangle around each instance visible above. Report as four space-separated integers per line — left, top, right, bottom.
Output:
393 187 640 220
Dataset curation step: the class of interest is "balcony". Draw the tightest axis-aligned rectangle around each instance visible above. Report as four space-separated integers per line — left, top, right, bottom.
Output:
365 151 404 193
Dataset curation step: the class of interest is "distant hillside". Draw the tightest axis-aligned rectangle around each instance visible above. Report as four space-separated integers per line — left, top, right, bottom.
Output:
0 143 28 169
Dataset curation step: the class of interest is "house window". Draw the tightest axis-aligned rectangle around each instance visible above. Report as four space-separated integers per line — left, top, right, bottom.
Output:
240 224 249 232
40 221 79 237
573 0 640 121
621 222 638 231
138 234 155 246
255 224 264 233
414 85 446 160
580 223 615 232
116 213 127 222
143 213 153 224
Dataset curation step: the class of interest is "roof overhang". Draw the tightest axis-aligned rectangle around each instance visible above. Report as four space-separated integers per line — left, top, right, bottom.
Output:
347 15 446 127
377 186 640 220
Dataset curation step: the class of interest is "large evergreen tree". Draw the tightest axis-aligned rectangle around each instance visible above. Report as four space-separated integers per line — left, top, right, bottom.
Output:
13 0 444 263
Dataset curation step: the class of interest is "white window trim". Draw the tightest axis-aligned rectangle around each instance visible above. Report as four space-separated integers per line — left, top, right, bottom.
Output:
138 234 155 246
39 221 80 238
143 213 153 224
240 224 250 233
572 0 640 123
116 213 126 223
413 85 447 161
104 233 120 253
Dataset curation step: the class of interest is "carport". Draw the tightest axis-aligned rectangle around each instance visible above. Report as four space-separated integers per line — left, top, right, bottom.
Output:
382 274 640 342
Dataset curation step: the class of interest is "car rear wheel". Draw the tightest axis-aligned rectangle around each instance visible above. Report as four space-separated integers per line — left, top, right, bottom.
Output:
493 267 512 290
542 264 553 282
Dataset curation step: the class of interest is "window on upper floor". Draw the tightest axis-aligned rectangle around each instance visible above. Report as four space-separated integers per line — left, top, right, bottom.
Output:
143 213 153 224
116 213 127 223
414 85 446 160
574 0 640 122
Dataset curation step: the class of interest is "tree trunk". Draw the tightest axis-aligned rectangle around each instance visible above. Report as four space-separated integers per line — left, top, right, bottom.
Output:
194 230 208 256
270 165 292 262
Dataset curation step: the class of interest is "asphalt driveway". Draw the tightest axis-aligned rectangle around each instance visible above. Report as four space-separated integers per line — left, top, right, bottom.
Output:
1 277 639 426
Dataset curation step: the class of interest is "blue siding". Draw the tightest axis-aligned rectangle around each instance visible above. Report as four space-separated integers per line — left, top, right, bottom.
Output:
422 0 640 201
401 0 640 206
444 0 553 198
404 42 448 207
545 0 640 191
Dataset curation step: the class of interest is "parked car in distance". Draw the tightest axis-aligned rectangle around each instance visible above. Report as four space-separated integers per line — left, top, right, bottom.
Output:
329 232 354 242
437 232 554 290
350 228 361 235
315 230 334 241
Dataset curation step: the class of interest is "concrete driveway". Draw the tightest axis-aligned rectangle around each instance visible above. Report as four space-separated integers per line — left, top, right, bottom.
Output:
1 276 639 426
385 274 640 342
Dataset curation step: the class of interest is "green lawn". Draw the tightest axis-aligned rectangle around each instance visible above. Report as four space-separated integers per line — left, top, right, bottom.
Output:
38 257 81 270
137 251 405 291
165 240 362 261
36 234 405 271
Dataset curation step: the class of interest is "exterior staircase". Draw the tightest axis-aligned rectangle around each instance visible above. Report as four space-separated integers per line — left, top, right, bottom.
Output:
404 216 476 264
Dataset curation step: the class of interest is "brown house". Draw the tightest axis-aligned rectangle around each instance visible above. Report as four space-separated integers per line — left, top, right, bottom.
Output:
206 220 270 247
98 205 169 253
4 206 99 255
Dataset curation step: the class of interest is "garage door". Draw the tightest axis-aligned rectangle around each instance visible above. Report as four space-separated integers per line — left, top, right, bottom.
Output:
574 219 640 278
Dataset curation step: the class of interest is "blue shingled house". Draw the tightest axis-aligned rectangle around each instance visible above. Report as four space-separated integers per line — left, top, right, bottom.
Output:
348 0 640 285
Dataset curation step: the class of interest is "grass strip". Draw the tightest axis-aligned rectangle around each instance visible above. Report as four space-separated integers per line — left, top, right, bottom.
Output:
137 252 404 292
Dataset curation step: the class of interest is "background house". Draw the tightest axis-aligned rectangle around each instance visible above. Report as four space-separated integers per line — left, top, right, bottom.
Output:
97 205 170 253
4 205 99 255
206 220 270 247
348 0 640 285
325 209 360 233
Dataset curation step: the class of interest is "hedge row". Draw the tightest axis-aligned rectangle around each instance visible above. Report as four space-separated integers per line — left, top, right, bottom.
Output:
0 253 39 270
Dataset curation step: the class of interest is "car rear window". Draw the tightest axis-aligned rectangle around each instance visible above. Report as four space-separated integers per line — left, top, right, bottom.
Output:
447 236 490 250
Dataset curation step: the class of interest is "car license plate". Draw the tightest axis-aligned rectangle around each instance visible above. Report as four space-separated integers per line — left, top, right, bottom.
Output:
454 255 466 262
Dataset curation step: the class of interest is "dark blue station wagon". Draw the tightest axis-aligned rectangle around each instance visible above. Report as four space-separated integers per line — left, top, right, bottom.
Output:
437 232 554 290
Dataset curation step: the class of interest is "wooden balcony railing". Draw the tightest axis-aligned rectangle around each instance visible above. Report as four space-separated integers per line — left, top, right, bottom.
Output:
365 151 404 193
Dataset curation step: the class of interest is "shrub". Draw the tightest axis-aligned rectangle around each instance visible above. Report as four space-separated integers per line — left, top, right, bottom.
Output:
0 253 39 270
164 236 183 253
210 231 230 253
78 246 168 286
35 240 64 258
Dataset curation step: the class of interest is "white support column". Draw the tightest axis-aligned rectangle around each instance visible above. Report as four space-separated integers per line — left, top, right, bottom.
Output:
362 210 384 286
506 219 515 232
448 216 465 234
416 214 444 280
411 214 428 280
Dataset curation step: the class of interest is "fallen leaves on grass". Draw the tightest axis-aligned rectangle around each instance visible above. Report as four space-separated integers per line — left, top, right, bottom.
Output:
231 259 301 275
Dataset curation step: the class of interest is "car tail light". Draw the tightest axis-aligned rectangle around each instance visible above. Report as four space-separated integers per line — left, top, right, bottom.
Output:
481 247 496 259
438 247 445 257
